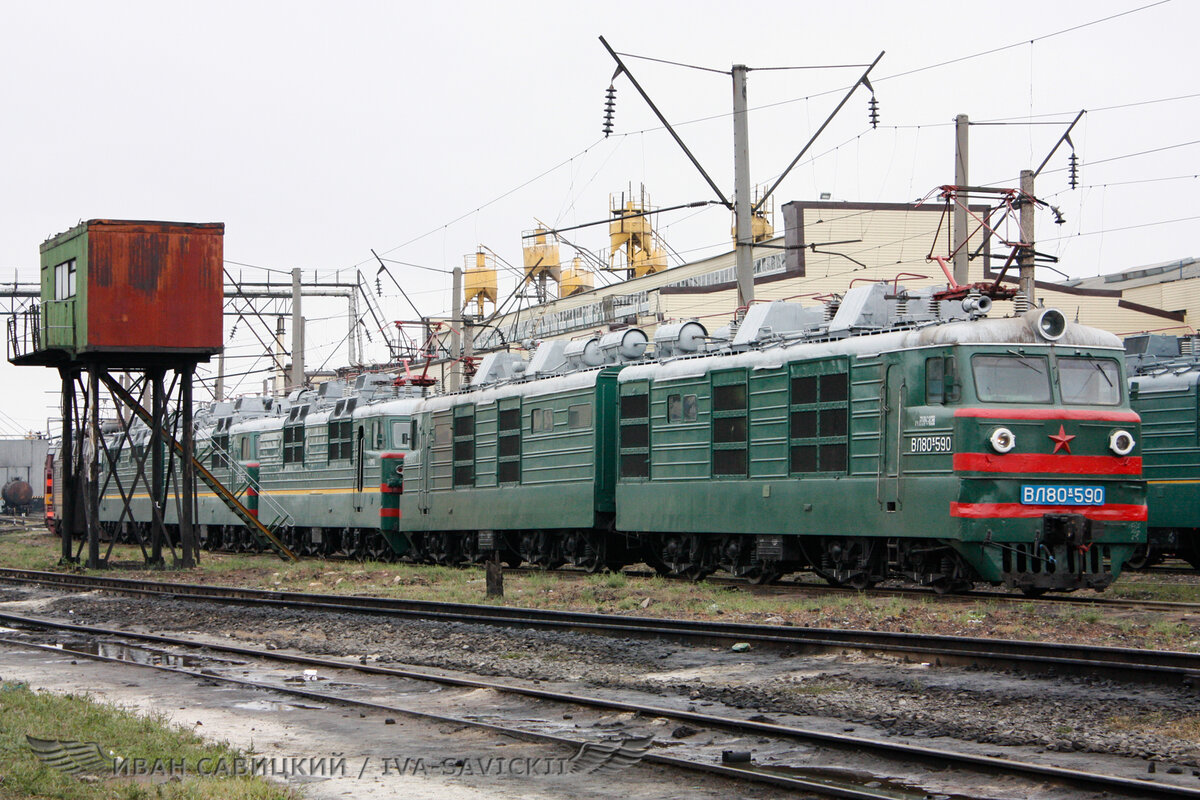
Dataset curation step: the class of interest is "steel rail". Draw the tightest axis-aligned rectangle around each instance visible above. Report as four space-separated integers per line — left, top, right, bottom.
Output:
183 542 1200 612
0 627 906 800
2 612 1197 799
2 568 1200 684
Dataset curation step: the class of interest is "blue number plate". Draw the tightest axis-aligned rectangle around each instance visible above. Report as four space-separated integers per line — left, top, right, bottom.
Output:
1020 485 1105 506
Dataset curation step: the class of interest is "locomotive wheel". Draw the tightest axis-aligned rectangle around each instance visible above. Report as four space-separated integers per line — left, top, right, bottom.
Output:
1019 586 1048 598
932 577 973 595
746 568 781 586
427 533 462 566
1125 546 1157 570
846 573 877 591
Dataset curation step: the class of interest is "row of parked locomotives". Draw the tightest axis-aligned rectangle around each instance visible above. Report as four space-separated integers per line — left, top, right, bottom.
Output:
1123 333 1200 568
89 283 1148 593
90 374 426 559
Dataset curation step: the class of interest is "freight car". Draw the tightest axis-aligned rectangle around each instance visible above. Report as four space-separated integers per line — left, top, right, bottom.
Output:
401 283 1146 594
1123 333 1200 568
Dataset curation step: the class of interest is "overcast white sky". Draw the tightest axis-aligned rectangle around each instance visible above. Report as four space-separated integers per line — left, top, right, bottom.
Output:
2 0 1197 433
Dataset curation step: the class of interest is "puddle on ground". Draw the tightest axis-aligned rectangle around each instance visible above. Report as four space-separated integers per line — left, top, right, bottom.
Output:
48 638 231 669
233 699 327 712
754 765 968 800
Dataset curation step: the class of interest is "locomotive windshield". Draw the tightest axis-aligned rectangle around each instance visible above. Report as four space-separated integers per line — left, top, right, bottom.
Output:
1057 357 1121 405
971 353 1122 404
971 354 1052 403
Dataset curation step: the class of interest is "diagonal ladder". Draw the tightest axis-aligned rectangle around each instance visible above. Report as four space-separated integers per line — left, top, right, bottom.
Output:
204 439 295 539
99 375 298 561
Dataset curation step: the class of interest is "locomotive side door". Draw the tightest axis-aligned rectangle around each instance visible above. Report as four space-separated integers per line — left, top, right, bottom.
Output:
879 361 903 511
417 414 432 515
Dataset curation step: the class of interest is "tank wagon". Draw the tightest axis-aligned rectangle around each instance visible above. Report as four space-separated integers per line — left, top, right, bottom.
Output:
1123 333 1200 568
0 437 50 515
401 283 1146 594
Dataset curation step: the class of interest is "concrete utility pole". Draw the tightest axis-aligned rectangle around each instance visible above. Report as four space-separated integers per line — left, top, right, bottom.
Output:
290 268 304 390
347 290 358 366
1019 169 1036 304
275 316 286 395
449 267 463 392
215 349 225 402
732 64 754 311
953 114 970 285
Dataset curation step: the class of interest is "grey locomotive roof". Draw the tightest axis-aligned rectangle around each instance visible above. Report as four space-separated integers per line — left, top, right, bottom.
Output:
618 312 1122 384
1131 366 1200 392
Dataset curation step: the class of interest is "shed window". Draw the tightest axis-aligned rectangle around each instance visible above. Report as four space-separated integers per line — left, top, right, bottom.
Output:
53 259 77 301
789 361 849 474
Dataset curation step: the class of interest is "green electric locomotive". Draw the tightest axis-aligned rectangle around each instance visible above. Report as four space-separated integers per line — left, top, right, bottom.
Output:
400 283 1146 594
1124 333 1200 568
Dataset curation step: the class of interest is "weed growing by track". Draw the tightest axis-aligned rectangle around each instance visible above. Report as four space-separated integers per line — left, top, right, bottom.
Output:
6 529 1200 654
0 681 297 800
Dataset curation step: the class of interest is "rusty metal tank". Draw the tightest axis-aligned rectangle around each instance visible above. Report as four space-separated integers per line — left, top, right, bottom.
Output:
2 478 33 510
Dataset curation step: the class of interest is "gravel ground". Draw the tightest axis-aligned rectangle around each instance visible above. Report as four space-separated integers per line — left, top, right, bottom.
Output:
23 589 1200 770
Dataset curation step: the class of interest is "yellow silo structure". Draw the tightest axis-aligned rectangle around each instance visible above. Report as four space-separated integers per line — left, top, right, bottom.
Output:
731 187 775 243
560 256 594 297
463 250 498 318
608 187 668 279
522 227 561 285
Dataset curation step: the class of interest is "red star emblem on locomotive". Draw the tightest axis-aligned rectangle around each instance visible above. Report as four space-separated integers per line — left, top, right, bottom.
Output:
1048 424 1075 454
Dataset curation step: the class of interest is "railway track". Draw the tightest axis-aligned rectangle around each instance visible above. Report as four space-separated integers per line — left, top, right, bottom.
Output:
2 567 1200 685
2 611 1198 799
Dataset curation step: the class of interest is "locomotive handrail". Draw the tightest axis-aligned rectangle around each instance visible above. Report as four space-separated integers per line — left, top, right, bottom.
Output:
201 440 294 533
98 374 298 562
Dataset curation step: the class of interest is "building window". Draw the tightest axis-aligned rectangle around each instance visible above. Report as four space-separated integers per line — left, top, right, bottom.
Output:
789 363 849 474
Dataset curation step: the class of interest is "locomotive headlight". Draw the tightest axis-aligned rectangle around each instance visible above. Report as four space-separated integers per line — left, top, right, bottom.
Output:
1109 429 1135 456
989 427 1016 454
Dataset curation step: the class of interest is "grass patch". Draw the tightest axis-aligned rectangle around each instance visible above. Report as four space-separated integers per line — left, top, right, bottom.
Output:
0 681 297 799
1108 711 1200 744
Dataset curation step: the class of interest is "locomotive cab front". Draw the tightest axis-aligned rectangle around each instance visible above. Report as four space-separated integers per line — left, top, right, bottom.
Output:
935 326 1146 593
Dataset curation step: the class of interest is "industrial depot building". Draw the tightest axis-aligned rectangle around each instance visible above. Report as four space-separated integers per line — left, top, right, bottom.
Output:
421 199 1200 386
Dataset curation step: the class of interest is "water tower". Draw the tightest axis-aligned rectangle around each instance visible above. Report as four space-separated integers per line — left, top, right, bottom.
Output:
6 220 290 568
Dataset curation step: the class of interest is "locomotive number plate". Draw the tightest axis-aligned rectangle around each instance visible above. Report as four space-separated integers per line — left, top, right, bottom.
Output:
1020 485 1105 506
908 435 953 453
